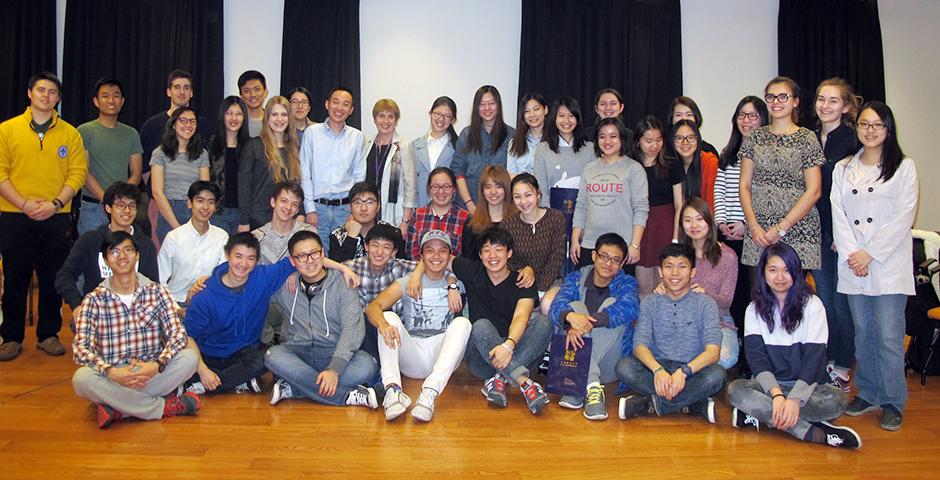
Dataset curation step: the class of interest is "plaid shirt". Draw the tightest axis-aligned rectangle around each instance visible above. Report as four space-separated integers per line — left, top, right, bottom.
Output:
406 205 470 260
344 257 416 314
72 274 188 373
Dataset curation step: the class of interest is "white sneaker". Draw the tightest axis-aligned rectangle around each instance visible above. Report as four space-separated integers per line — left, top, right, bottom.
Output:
383 388 412 421
346 386 378 409
270 378 293 405
186 382 206 395
411 388 438 422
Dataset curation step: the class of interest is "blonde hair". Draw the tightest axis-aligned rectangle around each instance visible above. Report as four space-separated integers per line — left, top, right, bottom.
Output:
261 96 300 183
815 77 862 126
372 98 400 120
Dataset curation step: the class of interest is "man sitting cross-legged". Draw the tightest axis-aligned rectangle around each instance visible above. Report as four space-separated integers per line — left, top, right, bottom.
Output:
72 231 200 428
365 230 470 422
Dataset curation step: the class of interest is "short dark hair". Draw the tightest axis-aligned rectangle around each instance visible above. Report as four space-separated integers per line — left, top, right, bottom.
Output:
594 232 627 257
166 69 193 89
328 86 354 101
103 182 141 207
365 223 402 249
594 87 624 108
92 77 123 98
224 232 260 256
348 181 379 203
271 181 304 202
288 230 322 254
238 70 266 89
28 71 62 92
658 243 696 268
100 231 137 257
187 180 221 201
593 117 631 157
667 96 704 127
479 226 513 254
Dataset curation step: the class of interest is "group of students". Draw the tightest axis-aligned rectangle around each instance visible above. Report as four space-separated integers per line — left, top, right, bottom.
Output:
0 69 918 450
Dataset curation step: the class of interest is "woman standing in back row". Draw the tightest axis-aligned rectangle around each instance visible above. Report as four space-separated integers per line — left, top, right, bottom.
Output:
452 85 514 213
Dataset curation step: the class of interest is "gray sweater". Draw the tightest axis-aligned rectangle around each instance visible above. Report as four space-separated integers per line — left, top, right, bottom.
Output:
633 290 722 363
272 270 363 374
573 156 649 249
532 141 597 208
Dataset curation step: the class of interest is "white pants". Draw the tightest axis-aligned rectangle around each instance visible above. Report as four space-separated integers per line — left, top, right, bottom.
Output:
378 311 471 394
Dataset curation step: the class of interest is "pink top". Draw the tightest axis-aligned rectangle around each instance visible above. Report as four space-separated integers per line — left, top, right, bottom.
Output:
692 242 738 327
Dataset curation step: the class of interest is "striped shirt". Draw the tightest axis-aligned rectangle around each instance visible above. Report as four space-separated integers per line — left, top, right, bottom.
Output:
714 164 746 224
72 273 188 373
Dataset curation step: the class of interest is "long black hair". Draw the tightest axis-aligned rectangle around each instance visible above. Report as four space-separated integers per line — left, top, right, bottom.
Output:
210 96 249 160
752 243 813 334
159 106 204 161
466 85 508 155
430 96 459 148
719 96 768 170
509 92 547 158
859 101 905 182
672 119 703 200
632 115 675 180
544 96 587 154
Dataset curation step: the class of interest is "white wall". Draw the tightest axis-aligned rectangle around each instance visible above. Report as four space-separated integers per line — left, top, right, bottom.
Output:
359 0 522 141
223 0 284 99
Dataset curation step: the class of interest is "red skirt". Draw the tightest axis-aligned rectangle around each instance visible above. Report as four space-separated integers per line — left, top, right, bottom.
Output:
639 203 676 268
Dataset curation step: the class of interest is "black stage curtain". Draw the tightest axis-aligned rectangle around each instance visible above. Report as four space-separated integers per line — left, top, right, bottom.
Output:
778 0 885 126
0 0 57 122
62 0 224 130
281 0 362 129
519 0 682 129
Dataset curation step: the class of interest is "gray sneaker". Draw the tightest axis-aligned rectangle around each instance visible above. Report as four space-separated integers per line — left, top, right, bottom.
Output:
583 385 608 420
37 337 66 356
845 396 880 417
558 395 584 409
345 386 378 409
270 378 294 405
880 405 903 431
411 388 437 422
0 341 23 361
383 388 412 421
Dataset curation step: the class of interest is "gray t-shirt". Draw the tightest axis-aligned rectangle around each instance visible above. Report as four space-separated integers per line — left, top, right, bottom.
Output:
149 148 209 200
573 156 649 248
632 290 722 363
248 117 263 137
394 273 454 338
77 120 143 196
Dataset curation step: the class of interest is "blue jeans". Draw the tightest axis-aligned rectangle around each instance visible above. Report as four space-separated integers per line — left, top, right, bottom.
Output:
616 356 726 415
727 379 848 440
847 293 908 412
465 314 553 384
77 198 108 236
264 344 377 406
315 203 350 257
156 199 192 243
213 207 240 236
813 246 854 369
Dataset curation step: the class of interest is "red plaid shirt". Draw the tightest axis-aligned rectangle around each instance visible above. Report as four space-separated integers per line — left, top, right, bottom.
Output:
406 204 470 260
72 274 188 373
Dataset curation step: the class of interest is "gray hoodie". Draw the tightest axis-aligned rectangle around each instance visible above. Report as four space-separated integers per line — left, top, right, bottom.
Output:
272 270 363 374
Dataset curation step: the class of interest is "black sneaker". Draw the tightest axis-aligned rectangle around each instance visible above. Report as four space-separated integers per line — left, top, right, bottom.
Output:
521 381 550 415
481 375 508 408
844 396 880 417
880 405 903 431
813 421 862 449
682 397 717 424
731 407 760 430
618 395 655 420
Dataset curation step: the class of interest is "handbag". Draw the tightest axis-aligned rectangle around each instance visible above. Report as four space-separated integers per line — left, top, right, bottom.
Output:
545 333 592 397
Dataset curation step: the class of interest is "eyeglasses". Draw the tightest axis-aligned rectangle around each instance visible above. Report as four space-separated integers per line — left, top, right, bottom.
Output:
351 198 378 207
673 135 698 144
431 111 453 122
110 201 137 211
290 99 310 107
857 121 887 132
736 112 760 121
292 249 323 263
224 110 244 118
597 252 624 265
764 93 792 104
429 184 454 192
176 117 197 126
108 246 137 258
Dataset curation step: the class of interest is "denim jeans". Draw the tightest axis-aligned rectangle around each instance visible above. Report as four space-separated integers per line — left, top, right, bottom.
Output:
190 345 268 393
616 356 726 415
315 203 350 257
847 293 909 412
156 199 192 243
465 313 553 384
77 198 108 236
813 246 854 369
213 207 240 237
264 344 377 406
718 322 740 370
727 379 848 440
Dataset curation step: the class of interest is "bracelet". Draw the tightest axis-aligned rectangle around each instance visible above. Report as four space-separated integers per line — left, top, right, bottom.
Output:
772 393 785 400
630 243 641 250
504 337 517 347
52 198 64 211
20 198 28 209
499 343 514 355
653 366 664 374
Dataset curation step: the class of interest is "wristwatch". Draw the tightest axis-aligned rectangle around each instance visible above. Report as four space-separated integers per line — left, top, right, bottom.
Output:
776 225 787 237
680 364 693 377
157 358 168 373
447 283 460 291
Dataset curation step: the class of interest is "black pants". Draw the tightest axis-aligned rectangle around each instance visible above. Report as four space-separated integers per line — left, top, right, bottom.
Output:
190 345 267 393
0 213 71 343
718 234 750 334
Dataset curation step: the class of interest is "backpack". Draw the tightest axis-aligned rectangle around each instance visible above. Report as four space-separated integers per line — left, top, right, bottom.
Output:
904 237 940 375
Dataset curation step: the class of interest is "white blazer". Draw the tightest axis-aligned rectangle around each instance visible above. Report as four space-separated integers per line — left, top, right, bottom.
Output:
830 151 918 296
363 132 410 226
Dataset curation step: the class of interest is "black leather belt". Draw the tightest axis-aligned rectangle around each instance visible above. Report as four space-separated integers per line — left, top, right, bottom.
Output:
315 198 350 206
81 195 100 204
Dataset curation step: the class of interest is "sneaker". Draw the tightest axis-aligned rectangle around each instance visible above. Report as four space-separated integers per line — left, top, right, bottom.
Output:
0 341 23 361
618 395 655 420
731 407 760 430
383 388 412 421
96 404 124 429
827 369 852 393
481 375 508 408
345 386 378 409
521 381 550 415
270 378 293 405
411 388 437 422
234 377 262 394
537 348 551 376
186 382 207 395
683 397 717 424
813 421 862 449
163 392 201 417
583 385 607 420
37 337 66 356
880 405 903 431
558 395 584 410
844 396 880 417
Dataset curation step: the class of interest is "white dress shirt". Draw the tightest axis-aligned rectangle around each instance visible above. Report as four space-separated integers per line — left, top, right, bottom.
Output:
158 220 229 302
426 131 450 170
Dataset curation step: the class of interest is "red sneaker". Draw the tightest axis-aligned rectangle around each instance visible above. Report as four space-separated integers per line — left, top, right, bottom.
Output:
163 391 201 417
97 403 124 429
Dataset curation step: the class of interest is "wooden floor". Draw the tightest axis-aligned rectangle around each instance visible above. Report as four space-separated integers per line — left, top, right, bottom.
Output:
2 316 940 479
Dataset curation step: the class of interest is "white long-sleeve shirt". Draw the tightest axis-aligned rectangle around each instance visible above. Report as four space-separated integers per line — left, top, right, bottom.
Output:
157 220 228 302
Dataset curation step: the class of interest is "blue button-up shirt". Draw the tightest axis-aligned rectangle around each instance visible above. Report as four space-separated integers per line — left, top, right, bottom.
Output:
299 121 366 212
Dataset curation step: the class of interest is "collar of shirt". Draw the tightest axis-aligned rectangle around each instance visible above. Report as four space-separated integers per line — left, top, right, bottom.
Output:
559 136 573 148
427 131 450 147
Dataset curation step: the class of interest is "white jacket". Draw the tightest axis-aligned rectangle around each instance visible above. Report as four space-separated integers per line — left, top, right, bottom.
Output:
363 132 410 226
830 152 918 295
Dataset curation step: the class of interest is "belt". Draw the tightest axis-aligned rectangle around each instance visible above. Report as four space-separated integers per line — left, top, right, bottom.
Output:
315 198 350 206
81 195 101 204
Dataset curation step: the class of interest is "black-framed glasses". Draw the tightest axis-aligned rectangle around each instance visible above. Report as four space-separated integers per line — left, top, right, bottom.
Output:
292 249 323 263
764 93 792 104
110 201 137 211
431 111 454 122
674 135 699 144
597 252 624 265
290 99 310 107
429 184 454 192
737 112 760 121
108 246 137 258
856 121 887 132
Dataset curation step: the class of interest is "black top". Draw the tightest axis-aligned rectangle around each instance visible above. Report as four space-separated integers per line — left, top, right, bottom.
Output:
328 220 407 263
365 142 391 191
139 112 169 189
223 147 239 208
645 157 684 206
816 124 859 245
453 256 538 336
701 140 719 158
583 270 612 328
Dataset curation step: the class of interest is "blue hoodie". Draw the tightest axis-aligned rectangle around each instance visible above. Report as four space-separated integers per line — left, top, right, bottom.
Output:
185 257 294 358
